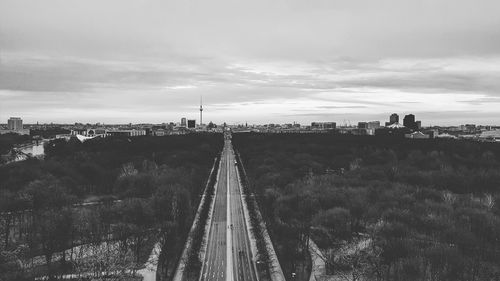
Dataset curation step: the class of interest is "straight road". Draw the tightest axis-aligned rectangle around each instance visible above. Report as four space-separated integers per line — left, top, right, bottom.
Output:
200 139 257 281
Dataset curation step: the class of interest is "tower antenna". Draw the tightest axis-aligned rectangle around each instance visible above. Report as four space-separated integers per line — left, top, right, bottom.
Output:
200 95 203 126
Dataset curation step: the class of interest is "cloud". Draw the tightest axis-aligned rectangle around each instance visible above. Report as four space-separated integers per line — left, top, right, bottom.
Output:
1 52 500 124
1 0 500 124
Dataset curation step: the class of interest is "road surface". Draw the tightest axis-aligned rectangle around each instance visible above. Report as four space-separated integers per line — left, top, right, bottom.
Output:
200 139 257 281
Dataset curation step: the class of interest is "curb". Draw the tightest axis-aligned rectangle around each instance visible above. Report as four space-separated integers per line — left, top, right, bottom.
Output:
172 156 220 281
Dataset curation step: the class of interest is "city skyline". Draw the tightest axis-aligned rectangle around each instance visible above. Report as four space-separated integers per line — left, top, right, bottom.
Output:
1 0 500 125
1 110 500 127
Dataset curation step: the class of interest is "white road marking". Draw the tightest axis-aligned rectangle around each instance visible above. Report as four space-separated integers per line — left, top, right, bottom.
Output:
226 148 234 281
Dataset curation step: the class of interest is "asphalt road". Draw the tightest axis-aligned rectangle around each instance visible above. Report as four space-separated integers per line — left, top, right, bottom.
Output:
200 139 257 281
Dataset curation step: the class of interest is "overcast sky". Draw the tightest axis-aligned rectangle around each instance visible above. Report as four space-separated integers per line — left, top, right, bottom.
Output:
1 0 500 125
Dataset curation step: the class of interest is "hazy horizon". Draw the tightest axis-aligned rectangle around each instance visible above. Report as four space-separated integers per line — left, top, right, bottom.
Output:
1 0 500 125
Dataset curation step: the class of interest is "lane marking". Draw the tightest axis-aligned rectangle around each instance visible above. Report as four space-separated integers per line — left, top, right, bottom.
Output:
200 149 225 281
226 145 234 281
233 146 258 281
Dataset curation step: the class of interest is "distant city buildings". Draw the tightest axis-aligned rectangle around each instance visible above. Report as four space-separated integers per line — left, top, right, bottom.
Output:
107 129 147 137
383 113 422 131
459 124 477 133
368 121 381 129
8 117 23 130
479 130 500 142
358 122 368 129
384 113 399 126
405 131 430 139
356 121 381 135
390 113 399 124
311 122 336 130
70 128 147 141
4 109 500 143
403 114 415 128
0 117 30 135
403 114 421 131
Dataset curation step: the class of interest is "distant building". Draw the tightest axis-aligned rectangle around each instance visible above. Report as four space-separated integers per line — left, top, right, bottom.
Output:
187 119 196 128
181 118 187 127
107 129 146 137
359 121 380 130
405 131 430 139
424 129 439 138
0 117 30 135
71 128 88 136
386 122 405 129
71 128 146 138
71 128 106 137
436 133 457 139
403 114 415 129
8 117 23 130
479 130 500 142
358 122 368 129
389 113 399 125
367 121 381 129
416 121 422 130
356 121 380 135
87 129 107 136
311 122 336 130
376 122 410 137
207 121 217 130
153 129 168 136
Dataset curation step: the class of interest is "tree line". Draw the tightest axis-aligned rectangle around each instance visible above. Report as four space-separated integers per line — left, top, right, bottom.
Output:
232 133 500 281
0 134 223 281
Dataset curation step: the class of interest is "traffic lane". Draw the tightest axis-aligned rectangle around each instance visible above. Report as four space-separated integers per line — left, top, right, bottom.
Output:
213 151 227 281
202 147 228 281
234 156 256 281
232 192 253 280
213 148 228 281
228 150 257 281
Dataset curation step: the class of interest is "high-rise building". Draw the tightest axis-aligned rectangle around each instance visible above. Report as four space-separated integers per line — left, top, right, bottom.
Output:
181 118 187 127
8 117 23 130
187 119 196 128
311 122 336 129
367 121 381 129
358 122 368 129
403 114 417 130
389 113 399 125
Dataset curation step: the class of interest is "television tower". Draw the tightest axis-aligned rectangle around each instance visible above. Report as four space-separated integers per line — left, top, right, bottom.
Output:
200 95 203 126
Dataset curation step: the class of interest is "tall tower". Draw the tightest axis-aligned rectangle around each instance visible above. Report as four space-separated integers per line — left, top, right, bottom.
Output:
389 113 399 125
200 95 203 126
8 117 23 130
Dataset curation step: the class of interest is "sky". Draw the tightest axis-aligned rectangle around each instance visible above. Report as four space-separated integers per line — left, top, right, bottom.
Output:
1 0 500 125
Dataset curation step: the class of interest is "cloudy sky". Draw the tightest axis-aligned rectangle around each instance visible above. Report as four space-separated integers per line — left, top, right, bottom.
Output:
1 0 500 125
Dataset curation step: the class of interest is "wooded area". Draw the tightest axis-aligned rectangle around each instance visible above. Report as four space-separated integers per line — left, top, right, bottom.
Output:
233 133 500 281
0 134 223 281
0 133 32 155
